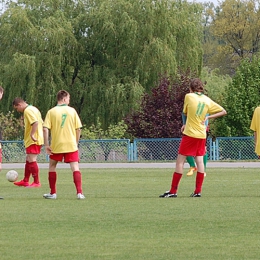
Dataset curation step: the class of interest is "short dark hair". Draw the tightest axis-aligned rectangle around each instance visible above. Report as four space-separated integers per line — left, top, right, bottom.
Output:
190 78 204 93
12 97 25 106
57 90 69 101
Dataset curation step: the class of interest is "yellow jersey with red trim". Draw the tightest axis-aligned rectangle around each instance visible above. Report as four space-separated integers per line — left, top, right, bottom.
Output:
183 93 224 139
24 105 44 148
250 106 260 155
43 104 82 153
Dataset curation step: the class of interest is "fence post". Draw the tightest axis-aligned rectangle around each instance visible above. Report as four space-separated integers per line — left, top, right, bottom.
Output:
216 139 219 160
128 142 134 162
133 140 137 162
212 141 216 161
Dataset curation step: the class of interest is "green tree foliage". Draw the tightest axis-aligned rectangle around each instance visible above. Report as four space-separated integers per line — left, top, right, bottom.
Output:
217 57 260 137
0 0 80 115
200 67 231 138
124 74 192 138
81 119 128 140
71 0 204 129
0 111 24 140
201 2 223 71
0 0 204 131
125 70 230 139
201 67 231 103
206 0 260 75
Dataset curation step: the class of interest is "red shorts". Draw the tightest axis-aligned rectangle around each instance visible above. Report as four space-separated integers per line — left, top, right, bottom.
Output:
26 144 42 154
50 150 79 163
178 135 206 156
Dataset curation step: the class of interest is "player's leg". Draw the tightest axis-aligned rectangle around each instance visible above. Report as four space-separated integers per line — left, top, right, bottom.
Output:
159 153 186 198
27 153 41 187
186 156 197 176
14 145 41 187
67 151 85 199
190 155 205 197
203 148 208 177
204 131 209 176
170 153 186 193
160 135 197 198
14 158 30 187
43 157 59 199
69 161 85 199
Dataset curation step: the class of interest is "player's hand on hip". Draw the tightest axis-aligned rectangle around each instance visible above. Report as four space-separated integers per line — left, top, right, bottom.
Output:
30 134 37 142
45 146 53 155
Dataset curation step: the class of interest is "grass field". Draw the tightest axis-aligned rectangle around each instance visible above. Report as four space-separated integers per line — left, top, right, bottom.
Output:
1 167 260 260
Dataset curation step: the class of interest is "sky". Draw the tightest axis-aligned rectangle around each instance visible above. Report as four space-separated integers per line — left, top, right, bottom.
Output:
192 0 220 5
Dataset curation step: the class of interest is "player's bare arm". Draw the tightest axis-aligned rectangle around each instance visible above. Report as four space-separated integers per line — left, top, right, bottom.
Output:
202 109 227 125
30 121 38 142
43 127 52 155
76 128 81 144
181 112 187 132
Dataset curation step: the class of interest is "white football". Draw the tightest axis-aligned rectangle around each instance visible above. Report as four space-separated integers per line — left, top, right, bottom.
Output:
6 170 18 182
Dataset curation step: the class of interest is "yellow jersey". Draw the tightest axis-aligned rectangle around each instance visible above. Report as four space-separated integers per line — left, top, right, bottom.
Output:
250 106 260 155
43 104 82 153
24 105 44 148
183 93 224 139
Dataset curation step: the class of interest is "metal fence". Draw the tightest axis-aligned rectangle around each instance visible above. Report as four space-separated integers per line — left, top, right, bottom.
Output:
1 136 257 163
78 139 131 162
214 137 258 161
2 141 48 163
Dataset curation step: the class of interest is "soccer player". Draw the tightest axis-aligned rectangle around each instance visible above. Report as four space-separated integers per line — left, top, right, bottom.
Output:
13 97 43 187
250 106 260 158
0 87 4 199
43 90 85 200
185 117 209 177
159 78 227 198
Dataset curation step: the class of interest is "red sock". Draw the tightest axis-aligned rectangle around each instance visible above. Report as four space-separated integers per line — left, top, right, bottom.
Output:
73 171 83 194
169 172 182 194
48 172 57 194
194 172 205 194
29 161 40 184
23 161 31 182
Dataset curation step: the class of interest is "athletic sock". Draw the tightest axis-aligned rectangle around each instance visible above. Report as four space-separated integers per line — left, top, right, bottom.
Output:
169 172 182 194
29 161 40 184
187 156 196 168
73 171 83 194
194 172 205 194
23 161 31 182
48 172 57 194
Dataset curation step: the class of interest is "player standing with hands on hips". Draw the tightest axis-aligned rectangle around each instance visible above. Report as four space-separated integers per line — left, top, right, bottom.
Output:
13 97 44 187
160 78 227 198
43 90 85 200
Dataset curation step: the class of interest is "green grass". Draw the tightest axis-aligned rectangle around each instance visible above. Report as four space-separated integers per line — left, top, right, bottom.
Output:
0 167 260 260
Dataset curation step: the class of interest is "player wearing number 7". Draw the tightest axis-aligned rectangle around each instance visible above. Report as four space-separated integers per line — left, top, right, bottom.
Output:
43 90 85 199
159 78 227 198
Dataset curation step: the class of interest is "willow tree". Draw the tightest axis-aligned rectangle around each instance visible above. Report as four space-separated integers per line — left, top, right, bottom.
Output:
0 0 85 117
0 0 204 130
80 0 204 128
